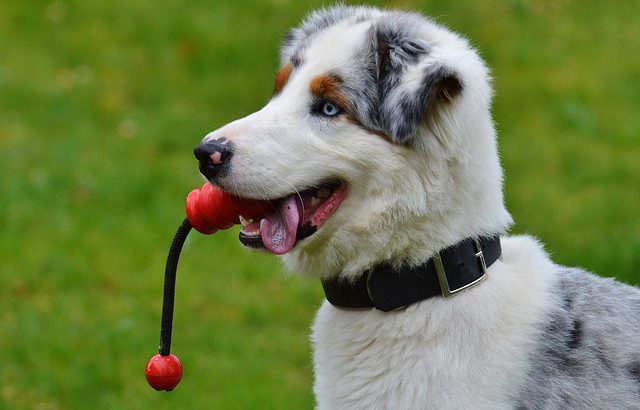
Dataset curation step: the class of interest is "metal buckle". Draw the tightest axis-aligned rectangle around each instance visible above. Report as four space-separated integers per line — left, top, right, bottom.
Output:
434 239 488 298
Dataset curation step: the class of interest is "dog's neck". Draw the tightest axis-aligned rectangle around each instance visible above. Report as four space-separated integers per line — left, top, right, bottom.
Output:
320 235 502 311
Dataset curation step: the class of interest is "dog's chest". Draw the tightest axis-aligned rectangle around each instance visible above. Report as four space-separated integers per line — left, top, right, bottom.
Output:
311 299 536 410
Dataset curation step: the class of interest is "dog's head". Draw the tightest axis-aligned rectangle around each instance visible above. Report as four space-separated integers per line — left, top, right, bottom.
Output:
195 6 512 278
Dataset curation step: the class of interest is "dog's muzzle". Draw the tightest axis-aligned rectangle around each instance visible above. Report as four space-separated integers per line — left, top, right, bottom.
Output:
194 138 234 181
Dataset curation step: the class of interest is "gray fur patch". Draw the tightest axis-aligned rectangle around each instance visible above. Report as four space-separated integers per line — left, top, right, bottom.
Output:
379 64 462 142
514 268 640 408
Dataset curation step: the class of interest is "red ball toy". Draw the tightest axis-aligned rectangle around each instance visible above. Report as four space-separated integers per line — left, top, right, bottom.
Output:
145 353 183 391
147 183 270 391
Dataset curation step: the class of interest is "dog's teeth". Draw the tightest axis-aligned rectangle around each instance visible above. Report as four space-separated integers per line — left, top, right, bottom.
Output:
239 215 249 227
310 196 321 207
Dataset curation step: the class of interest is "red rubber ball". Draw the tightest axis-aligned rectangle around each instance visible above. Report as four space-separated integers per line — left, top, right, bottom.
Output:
145 353 183 391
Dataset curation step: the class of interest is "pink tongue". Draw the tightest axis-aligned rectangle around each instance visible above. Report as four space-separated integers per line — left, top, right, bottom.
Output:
260 195 300 254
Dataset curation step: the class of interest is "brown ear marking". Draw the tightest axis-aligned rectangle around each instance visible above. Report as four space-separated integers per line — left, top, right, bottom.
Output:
309 74 351 112
273 63 293 95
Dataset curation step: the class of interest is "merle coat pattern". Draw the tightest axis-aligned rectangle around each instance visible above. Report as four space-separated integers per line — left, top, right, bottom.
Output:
198 5 640 409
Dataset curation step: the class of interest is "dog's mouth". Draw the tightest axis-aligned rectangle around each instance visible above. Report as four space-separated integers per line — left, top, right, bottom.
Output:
238 180 347 254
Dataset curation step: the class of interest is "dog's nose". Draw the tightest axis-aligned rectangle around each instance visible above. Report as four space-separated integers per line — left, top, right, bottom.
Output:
194 138 234 180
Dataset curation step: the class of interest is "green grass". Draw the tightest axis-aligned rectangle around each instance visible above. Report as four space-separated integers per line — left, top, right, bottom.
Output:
1 0 638 408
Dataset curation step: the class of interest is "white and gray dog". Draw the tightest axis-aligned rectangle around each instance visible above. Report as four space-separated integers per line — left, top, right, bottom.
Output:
193 5 640 409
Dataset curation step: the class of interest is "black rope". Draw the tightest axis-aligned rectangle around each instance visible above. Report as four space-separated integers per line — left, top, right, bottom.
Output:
159 218 192 356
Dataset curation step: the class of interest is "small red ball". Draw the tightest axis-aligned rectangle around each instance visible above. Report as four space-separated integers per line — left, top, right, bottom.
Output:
145 353 183 391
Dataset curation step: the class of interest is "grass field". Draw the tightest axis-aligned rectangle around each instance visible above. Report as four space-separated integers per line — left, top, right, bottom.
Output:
1 0 638 408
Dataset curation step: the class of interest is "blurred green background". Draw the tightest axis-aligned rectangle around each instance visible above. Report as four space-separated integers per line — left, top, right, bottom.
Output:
1 0 638 408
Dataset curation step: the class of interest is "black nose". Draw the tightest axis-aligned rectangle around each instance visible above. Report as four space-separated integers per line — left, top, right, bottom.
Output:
193 138 234 180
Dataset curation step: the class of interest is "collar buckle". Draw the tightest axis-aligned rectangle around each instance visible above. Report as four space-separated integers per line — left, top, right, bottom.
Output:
434 239 488 298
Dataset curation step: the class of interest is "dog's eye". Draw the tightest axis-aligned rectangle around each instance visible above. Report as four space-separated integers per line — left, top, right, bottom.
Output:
320 101 342 117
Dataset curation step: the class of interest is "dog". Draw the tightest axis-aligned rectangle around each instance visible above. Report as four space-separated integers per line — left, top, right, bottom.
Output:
193 5 640 409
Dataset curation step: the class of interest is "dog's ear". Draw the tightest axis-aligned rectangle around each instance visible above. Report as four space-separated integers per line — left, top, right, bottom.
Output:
374 28 463 143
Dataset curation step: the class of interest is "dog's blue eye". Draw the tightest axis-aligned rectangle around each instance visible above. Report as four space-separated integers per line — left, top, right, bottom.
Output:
321 101 341 117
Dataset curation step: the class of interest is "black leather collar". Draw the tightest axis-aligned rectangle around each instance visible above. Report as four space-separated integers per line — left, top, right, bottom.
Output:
321 236 502 312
